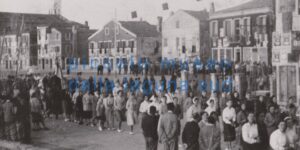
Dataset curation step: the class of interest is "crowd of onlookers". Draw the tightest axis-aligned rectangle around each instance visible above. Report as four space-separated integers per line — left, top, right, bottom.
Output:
0 59 297 150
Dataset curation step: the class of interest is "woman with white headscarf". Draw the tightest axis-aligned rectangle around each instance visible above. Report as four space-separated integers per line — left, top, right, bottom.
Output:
186 97 202 122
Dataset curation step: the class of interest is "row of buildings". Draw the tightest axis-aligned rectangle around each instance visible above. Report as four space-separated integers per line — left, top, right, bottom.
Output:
0 11 96 75
87 0 300 106
87 0 275 70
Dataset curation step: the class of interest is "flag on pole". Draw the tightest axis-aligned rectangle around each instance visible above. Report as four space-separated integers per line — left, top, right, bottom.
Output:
131 11 137 18
162 3 169 10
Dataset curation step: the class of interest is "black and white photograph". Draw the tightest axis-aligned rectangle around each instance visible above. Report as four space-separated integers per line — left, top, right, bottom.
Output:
0 0 300 149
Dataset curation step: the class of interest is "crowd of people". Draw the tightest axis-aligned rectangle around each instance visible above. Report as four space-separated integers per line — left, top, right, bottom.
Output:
0 64 298 150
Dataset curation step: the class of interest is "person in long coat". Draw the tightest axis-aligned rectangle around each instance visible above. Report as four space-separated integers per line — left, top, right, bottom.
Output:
199 116 221 150
158 103 180 150
126 92 138 134
182 113 201 150
142 106 159 150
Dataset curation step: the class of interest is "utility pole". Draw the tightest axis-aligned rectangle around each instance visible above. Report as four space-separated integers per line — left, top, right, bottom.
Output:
15 15 25 77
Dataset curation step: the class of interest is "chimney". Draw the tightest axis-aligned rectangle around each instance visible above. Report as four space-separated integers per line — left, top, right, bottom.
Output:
157 16 163 33
210 2 215 14
85 21 89 27
140 18 143 21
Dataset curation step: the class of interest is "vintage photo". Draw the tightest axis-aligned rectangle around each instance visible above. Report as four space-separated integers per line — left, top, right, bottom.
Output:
0 0 300 149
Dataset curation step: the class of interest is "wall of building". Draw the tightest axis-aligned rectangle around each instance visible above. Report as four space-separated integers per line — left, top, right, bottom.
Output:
209 11 274 64
88 20 137 70
162 10 201 59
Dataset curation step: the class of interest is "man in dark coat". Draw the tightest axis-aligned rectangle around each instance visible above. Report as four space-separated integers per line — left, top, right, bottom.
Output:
182 113 200 150
141 106 159 150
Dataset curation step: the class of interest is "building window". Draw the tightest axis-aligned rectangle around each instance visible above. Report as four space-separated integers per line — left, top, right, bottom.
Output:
45 45 48 54
129 41 134 53
98 42 102 49
105 27 109 35
242 18 251 43
8 48 11 55
192 37 196 53
164 38 168 47
176 21 180 28
176 37 180 51
55 46 60 53
211 21 218 36
50 59 52 69
38 30 41 40
192 45 196 53
256 16 267 34
117 41 120 53
234 19 241 41
122 41 126 53
65 33 71 40
224 20 232 37
46 59 48 64
56 33 59 40
90 43 94 49
65 45 70 54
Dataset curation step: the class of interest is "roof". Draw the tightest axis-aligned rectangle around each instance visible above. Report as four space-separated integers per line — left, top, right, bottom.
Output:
0 12 87 34
213 0 274 15
119 21 160 37
182 10 209 21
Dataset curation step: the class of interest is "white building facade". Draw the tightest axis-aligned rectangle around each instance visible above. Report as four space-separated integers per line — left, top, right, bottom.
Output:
162 10 209 60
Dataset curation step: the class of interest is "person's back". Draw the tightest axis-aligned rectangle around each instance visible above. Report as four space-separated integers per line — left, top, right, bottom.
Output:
158 111 179 142
30 97 42 114
142 113 159 139
3 100 16 123
182 121 200 148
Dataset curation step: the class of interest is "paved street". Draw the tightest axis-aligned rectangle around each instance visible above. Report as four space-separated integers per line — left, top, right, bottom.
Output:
31 117 240 150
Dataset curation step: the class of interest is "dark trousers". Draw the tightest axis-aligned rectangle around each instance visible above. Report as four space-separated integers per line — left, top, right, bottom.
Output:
145 137 158 150
186 142 199 150
243 142 260 150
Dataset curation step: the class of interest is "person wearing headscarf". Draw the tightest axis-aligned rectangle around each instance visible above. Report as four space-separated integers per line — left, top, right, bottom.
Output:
186 97 202 122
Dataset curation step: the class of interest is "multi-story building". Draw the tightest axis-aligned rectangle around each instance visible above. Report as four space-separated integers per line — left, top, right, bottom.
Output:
209 0 274 64
272 0 300 107
0 12 91 74
0 31 37 74
162 10 209 60
88 20 161 71
36 23 95 72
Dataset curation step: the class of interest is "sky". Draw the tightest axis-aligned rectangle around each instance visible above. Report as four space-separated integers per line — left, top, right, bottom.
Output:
0 0 250 29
